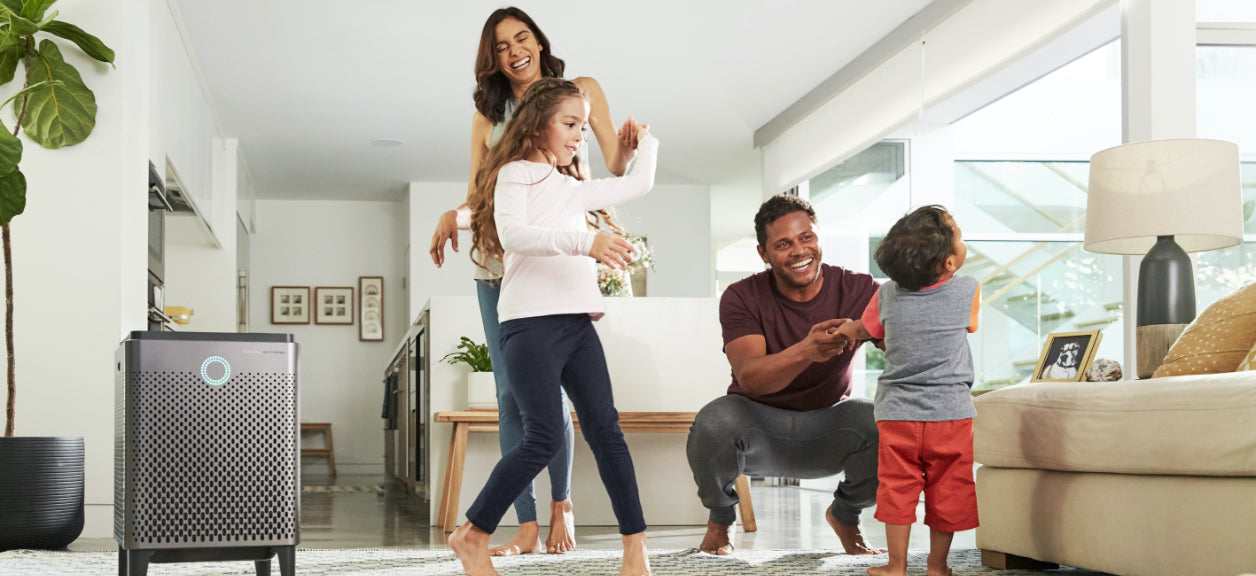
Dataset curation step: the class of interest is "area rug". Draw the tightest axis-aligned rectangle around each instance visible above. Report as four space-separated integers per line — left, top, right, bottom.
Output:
0 547 1101 575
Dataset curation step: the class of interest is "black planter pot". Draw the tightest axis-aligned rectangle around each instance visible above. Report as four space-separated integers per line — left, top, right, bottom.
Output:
0 437 85 551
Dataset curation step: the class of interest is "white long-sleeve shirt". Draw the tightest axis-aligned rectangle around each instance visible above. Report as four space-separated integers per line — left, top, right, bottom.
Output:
495 134 659 322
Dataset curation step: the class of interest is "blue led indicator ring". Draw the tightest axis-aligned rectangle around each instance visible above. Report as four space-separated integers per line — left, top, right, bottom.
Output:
201 356 231 386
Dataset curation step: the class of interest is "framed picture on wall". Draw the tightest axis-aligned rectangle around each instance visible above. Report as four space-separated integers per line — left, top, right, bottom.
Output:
314 286 355 325
1031 331 1103 382
359 276 384 341
270 286 310 325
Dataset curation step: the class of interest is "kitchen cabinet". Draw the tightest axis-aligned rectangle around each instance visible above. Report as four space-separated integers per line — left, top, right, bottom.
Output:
384 310 428 496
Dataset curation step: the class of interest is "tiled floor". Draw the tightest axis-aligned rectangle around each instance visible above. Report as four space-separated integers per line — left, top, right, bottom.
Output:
77 472 975 553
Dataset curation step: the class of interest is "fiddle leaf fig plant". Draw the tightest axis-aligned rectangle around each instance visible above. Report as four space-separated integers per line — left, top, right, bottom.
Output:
0 0 114 436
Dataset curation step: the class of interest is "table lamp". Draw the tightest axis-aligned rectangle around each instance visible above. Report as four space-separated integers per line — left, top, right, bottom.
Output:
1085 138 1243 378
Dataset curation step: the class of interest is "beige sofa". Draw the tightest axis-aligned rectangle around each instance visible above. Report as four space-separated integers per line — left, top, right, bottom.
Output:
973 371 1256 576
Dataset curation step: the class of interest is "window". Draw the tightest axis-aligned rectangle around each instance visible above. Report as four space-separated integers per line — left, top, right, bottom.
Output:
947 41 1123 391
1196 44 1256 307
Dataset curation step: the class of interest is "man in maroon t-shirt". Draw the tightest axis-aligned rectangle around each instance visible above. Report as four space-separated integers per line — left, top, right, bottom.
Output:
687 194 883 556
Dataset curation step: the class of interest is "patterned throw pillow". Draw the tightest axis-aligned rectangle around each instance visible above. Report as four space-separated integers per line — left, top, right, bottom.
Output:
1239 342 1256 372
1153 282 1256 377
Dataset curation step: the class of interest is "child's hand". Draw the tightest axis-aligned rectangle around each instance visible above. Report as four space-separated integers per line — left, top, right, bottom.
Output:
590 234 635 270
635 123 650 146
835 321 870 351
836 323 859 351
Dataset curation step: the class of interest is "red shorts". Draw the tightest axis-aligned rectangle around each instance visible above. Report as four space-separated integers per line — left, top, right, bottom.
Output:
874 419 979 532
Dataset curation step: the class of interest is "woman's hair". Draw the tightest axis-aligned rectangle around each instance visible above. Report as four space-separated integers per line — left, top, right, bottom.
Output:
470 78 622 271
874 205 955 291
473 7 566 124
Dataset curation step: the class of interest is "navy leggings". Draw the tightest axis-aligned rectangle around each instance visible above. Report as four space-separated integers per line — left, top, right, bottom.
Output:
464 314 646 535
475 279 573 524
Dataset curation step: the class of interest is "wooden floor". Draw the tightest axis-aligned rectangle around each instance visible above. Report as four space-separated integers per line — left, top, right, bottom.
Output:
75 472 976 552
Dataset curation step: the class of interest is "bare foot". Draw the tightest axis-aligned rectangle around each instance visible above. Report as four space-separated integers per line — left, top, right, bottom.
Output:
546 499 576 554
449 522 502 576
619 531 652 576
490 520 543 556
867 563 907 576
698 520 735 555
926 567 953 576
825 507 885 555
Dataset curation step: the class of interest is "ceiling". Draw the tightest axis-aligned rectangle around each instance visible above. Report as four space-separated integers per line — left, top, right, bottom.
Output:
172 0 934 211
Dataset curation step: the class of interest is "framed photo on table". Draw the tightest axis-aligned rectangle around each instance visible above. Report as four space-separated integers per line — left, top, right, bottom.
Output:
359 276 384 341
1032 331 1103 382
271 286 311 325
314 286 354 325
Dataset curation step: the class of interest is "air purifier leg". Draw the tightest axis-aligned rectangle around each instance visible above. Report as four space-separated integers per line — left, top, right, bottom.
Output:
278 545 296 576
256 558 272 576
117 546 125 576
125 549 153 576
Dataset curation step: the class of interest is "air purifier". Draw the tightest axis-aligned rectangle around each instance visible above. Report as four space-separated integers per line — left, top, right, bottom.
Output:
115 331 299 576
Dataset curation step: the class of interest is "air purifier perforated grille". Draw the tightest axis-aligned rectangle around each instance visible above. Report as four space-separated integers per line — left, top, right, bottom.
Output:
127 370 297 546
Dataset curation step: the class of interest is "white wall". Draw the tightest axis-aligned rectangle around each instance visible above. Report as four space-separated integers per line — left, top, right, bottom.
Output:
164 138 241 333
614 184 714 298
0 0 150 538
249 200 408 474
408 181 477 326
149 0 216 220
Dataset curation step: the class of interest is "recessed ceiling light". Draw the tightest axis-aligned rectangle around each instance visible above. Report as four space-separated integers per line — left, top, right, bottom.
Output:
371 138 404 148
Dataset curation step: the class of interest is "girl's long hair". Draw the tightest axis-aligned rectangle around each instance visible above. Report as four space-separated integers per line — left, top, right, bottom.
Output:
473 7 565 124
469 79 623 272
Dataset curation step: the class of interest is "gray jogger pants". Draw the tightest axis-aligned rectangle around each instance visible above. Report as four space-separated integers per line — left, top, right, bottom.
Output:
686 394 878 526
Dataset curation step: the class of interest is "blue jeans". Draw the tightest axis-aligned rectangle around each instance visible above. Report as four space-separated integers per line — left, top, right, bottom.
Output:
476 280 573 524
465 314 646 536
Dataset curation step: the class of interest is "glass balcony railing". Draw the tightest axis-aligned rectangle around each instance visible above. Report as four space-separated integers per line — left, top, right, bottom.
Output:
966 240 1126 391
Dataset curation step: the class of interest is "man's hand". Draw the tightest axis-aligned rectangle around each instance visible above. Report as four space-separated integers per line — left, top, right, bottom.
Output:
429 210 460 268
725 318 857 398
801 318 852 363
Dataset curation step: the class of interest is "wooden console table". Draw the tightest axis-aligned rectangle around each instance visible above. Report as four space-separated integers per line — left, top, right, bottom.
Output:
434 410 756 533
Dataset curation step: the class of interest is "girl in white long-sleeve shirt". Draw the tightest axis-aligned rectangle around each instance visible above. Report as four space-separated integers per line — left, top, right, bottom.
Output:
452 79 657 576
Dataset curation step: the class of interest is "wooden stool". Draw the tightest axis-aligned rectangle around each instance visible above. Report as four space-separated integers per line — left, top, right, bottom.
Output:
301 422 336 475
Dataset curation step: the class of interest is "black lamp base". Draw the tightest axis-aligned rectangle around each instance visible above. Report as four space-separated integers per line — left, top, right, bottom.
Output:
1136 235 1195 378
1137 235 1196 327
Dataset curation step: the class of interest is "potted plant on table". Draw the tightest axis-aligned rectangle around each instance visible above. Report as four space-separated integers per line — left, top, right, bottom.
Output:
0 0 115 551
441 337 496 410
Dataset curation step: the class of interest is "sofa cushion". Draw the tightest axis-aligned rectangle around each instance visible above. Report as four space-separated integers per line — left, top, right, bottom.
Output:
1154 282 1256 377
1239 341 1256 372
974 371 1256 476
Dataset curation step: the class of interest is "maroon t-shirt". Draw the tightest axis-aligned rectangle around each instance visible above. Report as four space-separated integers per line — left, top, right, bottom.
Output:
720 264 879 411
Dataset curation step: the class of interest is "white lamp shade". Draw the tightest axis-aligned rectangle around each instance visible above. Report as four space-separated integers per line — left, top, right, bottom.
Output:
1085 138 1243 255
